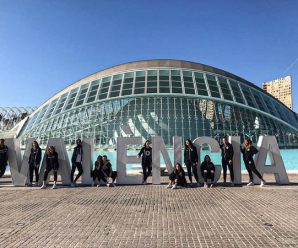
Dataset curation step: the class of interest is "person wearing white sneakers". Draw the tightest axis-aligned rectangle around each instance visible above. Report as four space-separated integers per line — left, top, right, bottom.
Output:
200 155 215 188
220 136 234 186
240 139 266 187
137 140 152 185
167 163 187 189
100 155 117 187
184 139 199 187
40 146 59 189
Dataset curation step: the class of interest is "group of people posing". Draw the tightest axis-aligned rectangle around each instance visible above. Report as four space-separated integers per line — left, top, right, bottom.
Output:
0 136 266 189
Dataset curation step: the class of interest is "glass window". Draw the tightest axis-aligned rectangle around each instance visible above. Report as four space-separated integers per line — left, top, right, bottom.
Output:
86 80 100 103
43 99 58 120
240 85 256 108
65 88 79 110
206 74 221 98
159 70 170 93
97 77 111 100
229 80 245 104
218 77 233 101
75 83 89 107
194 72 208 96
147 70 158 94
182 70 195 95
54 93 68 115
121 72 134 96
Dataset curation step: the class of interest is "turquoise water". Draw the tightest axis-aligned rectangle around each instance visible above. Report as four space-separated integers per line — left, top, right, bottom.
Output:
88 149 298 172
6 149 298 173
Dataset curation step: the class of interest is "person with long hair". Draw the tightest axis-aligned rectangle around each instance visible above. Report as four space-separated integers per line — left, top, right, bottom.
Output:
28 141 42 186
167 163 187 189
137 140 152 185
91 155 103 187
220 136 234 186
40 146 59 189
70 139 83 187
100 155 117 187
0 139 8 178
184 139 199 186
200 155 216 188
240 139 266 187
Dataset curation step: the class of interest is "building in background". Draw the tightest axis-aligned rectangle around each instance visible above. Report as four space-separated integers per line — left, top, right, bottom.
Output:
1 60 298 148
263 76 293 110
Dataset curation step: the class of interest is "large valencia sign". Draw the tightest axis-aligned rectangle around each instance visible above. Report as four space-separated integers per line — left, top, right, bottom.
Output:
2 136 289 186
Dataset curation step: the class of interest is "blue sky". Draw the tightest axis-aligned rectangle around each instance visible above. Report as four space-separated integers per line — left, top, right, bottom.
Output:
0 0 297 112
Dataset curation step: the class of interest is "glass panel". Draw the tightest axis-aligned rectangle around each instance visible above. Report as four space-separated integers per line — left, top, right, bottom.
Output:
43 99 58 120
64 89 78 110
240 85 256 108
86 80 100 103
229 80 245 104
218 77 233 101
194 72 208 96
206 74 221 98
75 83 89 107
54 93 68 115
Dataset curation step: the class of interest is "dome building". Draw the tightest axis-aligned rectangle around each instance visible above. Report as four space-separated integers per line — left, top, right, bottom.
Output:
18 60 298 148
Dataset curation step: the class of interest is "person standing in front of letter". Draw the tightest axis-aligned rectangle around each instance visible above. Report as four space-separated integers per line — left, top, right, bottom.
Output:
184 139 199 187
137 140 152 185
0 139 8 178
28 141 42 186
240 139 266 187
220 136 234 186
70 139 84 187
41 146 59 189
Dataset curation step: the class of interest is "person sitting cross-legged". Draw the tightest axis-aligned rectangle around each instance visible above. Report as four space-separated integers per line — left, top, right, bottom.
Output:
200 155 215 188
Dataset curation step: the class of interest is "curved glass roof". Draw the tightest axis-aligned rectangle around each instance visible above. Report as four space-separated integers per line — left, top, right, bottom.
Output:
20 61 298 136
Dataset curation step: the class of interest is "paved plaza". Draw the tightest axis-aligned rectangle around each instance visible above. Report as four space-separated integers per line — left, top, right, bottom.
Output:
0 175 298 248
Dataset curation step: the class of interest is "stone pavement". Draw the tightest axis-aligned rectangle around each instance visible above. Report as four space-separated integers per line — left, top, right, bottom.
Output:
0 175 298 248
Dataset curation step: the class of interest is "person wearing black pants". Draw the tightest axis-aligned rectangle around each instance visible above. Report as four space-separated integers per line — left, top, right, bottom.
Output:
137 140 152 185
70 139 83 187
100 155 117 187
184 139 199 186
40 146 59 189
91 155 103 187
220 136 234 186
240 139 266 187
0 139 8 178
28 141 42 186
167 163 187 189
200 155 216 188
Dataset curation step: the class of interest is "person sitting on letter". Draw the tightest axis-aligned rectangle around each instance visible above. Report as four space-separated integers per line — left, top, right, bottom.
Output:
91 155 103 187
40 146 59 189
100 155 117 187
200 155 215 188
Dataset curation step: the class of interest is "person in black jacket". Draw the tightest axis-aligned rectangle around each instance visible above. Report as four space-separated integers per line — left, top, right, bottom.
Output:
40 146 59 189
184 139 199 186
100 155 117 187
91 155 103 187
200 155 216 188
0 139 8 178
167 163 187 189
220 136 234 186
137 140 152 185
28 141 42 186
240 139 266 187
70 139 83 187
